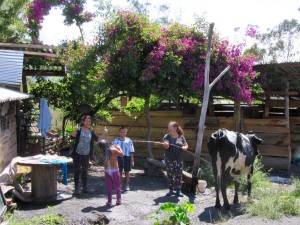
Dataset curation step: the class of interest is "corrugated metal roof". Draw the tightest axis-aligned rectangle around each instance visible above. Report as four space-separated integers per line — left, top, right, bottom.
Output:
0 87 34 103
0 50 24 86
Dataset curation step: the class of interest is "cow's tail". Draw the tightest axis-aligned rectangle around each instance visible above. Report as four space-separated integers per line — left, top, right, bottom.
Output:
216 152 222 191
215 130 222 191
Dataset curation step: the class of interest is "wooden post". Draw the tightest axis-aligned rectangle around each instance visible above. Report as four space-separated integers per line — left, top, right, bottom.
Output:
284 82 289 128
145 96 154 159
264 91 270 118
191 23 230 179
208 101 214 116
234 101 241 132
285 82 291 170
120 96 127 107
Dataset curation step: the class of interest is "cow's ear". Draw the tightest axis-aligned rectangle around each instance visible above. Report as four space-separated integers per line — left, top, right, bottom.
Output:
253 135 263 144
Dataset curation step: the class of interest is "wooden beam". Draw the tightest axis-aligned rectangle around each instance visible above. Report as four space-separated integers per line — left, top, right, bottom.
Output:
0 42 58 50
23 70 66 77
244 124 290 134
259 145 290 157
244 118 288 126
23 51 57 57
265 90 299 96
265 99 300 108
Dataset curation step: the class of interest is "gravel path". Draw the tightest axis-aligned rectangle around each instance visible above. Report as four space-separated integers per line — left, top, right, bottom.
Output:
12 165 300 225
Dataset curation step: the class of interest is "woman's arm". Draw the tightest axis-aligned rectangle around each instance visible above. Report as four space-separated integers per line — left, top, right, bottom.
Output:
71 127 79 138
182 142 188 151
182 136 188 151
162 135 169 150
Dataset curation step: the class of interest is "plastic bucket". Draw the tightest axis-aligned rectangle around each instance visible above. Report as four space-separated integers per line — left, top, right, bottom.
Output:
197 180 207 193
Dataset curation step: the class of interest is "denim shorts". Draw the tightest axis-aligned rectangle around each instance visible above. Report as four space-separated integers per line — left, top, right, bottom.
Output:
117 156 131 173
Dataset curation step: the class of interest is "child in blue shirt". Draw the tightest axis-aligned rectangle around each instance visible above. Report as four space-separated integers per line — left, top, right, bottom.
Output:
113 126 135 191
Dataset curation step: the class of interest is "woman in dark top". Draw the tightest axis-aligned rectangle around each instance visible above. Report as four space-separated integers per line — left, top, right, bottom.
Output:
71 115 107 195
162 121 188 197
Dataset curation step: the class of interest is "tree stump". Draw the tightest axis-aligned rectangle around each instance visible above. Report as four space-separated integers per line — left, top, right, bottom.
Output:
182 171 206 194
144 158 166 177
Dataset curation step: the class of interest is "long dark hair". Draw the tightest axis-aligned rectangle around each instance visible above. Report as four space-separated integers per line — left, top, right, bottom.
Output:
169 121 184 136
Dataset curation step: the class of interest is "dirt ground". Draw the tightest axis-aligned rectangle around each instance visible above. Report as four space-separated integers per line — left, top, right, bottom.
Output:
12 163 300 225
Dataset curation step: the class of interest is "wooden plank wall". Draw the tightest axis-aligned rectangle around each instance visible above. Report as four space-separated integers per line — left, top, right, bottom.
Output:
244 118 291 171
290 117 300 154
95 112 291 171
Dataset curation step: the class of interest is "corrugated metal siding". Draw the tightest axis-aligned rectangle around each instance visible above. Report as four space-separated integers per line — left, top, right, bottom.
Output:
0 87 33 103
0 50 24 86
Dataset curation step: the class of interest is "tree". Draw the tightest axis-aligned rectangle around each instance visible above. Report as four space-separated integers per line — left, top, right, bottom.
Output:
93 10 259 158
0 0 30 42
245 19 300 63
27 0 93 42
191 23 230 179
29 41 119 128
30 9 259 163
94 10 165 158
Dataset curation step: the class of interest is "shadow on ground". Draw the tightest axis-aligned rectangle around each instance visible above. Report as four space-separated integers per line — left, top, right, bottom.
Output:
198 204 246 224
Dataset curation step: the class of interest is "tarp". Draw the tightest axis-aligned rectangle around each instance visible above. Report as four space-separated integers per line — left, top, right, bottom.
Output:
37 98 52 138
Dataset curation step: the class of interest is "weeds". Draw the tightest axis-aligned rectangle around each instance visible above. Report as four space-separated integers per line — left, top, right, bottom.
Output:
244 158 300 219
237 156 271 192
7 206 67 225
149 201 194 225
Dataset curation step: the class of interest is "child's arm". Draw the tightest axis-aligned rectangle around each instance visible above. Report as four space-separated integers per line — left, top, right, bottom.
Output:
111 145 124 157
97 126 108 142
131 153 134 168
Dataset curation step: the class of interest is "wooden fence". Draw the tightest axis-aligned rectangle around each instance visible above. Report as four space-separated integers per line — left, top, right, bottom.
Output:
95 111 294 171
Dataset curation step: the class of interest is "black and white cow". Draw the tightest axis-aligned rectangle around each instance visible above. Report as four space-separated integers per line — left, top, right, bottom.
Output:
207 128 263 210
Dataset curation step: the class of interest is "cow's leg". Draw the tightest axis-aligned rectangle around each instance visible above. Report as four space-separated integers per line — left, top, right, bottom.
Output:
233 176 240 204
212 167 221 208
221 174 230 210
247 167 254 198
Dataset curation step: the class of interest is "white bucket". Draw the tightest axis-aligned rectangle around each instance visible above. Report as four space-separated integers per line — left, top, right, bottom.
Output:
197 180 207 193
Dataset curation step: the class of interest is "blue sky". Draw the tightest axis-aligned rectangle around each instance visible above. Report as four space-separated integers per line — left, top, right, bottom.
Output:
40 0 300 45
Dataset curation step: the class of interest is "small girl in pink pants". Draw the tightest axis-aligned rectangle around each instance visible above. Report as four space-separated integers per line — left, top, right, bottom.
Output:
99 140 124 206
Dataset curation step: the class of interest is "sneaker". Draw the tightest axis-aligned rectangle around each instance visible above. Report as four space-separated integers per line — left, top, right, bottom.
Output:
124 185 130 191
106 202 111 207
116 201 122 205
166 190 175 196
175 191 183 197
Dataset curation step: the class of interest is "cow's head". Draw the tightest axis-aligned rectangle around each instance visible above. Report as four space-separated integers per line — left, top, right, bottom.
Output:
246 131 263 155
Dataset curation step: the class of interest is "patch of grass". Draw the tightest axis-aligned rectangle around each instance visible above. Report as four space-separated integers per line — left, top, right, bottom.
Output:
244 158 300 219
290 179 300 197
198 159 215 187
246 186 300 219
8 206 67 225
230 156 271 193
